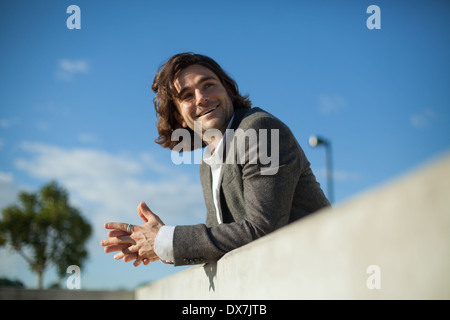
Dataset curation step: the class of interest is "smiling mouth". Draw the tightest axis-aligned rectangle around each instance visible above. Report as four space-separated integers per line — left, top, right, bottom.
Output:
198 105 218 118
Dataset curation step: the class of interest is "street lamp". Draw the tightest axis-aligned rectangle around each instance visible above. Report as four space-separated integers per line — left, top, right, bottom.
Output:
309 135 334 204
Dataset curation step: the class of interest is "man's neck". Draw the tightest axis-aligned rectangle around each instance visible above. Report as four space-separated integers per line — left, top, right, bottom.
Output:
203 113 235 155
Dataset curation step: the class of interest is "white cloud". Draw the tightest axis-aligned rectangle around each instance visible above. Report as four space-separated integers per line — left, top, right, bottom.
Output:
318 94 347 115
55 59 90 82
59 59 89 73
0 171 13 183
13 142 205 243
410 108 437 128
0 171 21 210
78 133 100 144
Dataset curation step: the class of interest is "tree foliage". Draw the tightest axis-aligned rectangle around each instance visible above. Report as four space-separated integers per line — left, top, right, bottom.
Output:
0 181 92 289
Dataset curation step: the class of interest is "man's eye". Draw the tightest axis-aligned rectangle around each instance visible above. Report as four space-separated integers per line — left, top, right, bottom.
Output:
182 93 193 100
204 82 215 89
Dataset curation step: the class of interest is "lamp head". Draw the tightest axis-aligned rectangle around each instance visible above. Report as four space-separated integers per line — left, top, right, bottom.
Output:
309 135 329 147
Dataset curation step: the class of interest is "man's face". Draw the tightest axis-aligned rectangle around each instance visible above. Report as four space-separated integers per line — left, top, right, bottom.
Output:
173 64 234 137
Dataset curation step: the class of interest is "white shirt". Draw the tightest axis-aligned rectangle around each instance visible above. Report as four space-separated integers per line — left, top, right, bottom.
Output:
154 115 234 264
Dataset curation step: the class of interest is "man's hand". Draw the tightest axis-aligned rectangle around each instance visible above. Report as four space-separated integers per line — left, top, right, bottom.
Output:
100 202 165 267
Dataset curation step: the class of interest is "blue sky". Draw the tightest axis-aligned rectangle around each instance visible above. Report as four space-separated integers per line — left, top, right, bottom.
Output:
1 0 449 290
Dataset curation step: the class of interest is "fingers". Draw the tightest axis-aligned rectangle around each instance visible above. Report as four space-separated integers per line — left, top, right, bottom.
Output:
124 253 138 263
104 243 130 254
100 235 135 247
114 251 126 260
139 202 165 226
104 222 129 232
137 201 152 223
133 255 144 267
113 251 138 263
127 244 139 253
102 202 163 267
108 229 129 237
133 255 159 267
114 252 139 263
114 251 159 266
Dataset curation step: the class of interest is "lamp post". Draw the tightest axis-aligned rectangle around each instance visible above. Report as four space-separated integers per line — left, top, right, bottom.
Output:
309 135 334 204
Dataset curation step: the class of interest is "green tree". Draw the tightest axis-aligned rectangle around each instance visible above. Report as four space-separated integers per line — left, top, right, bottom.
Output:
0 181 92 289
0 277 25 288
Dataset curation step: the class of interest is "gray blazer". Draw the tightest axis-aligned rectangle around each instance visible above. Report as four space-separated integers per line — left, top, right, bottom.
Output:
173 107 330 266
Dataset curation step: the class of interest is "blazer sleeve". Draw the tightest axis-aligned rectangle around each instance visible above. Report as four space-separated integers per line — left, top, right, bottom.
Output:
172 114 312 266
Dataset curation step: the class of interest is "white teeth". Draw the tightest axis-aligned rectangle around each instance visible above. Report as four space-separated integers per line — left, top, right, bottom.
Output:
200 106 217 117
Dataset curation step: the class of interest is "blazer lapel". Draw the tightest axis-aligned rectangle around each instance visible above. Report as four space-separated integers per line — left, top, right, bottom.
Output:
200 161 218 226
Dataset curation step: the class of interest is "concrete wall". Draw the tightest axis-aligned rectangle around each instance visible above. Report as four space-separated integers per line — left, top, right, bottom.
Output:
136 153 450 300
0 288 134 300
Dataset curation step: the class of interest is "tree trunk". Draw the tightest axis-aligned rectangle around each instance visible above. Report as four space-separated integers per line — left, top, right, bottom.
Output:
37 270 43 290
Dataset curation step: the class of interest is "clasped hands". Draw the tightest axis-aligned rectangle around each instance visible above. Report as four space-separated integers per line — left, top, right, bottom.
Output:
100 202 165 267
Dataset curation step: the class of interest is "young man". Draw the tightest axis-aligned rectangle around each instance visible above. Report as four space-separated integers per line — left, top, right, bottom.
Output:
101 53 330 267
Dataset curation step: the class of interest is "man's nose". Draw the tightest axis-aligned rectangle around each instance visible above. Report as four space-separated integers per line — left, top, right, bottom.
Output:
195 89 209 106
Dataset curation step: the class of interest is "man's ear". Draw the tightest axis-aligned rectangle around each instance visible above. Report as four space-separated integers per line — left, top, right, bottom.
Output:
173 110 187 128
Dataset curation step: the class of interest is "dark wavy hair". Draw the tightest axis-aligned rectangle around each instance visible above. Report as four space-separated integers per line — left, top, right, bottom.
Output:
152 52 252 151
